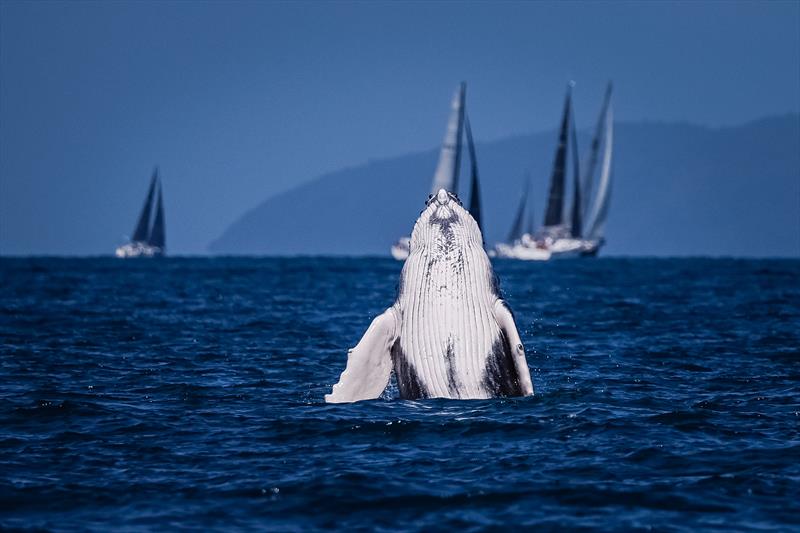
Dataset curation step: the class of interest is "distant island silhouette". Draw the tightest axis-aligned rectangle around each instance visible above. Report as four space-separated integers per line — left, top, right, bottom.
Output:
209 114 799 258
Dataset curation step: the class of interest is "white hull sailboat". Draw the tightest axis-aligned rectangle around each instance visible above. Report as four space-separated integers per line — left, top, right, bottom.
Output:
494 235 598 261
115 167 166 258
494 83 613 261
391 82 484 260
115 241 163 258
390 237 411 261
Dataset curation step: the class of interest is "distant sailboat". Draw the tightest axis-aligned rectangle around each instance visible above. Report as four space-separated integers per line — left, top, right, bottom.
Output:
495 82 613 260
115 167 167 258
493 174 552 260
507 176 529 245
392 82 484 259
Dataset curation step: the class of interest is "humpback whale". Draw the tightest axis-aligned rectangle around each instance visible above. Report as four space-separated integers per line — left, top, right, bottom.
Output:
326 189 534 403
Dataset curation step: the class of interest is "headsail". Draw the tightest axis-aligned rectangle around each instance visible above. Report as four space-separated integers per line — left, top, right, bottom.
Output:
430 82 466 195
464 112 482 233
148 180 166 250
569 110 582 238
543 84 572 228
132 167 158 243
507 175 529 243
585 99 614 240
580 82 613 219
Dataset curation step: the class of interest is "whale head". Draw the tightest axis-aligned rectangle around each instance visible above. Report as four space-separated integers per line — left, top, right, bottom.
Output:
409 188 483 257
398 188 495 300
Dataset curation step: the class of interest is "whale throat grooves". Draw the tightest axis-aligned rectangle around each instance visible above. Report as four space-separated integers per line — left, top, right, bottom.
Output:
391 338 429 399
482 332 524 397
326 190 533 403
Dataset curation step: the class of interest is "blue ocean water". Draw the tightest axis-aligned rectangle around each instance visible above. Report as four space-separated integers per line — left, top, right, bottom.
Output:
0 257 798 531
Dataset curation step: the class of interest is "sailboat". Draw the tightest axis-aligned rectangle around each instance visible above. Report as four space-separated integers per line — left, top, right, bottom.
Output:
115 167 166 258
492 174 552 260
391 82 484 260
495 82 613 260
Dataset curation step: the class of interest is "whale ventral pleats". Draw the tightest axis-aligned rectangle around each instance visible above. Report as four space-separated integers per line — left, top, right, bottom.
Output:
325 189 533 403
391 338 428 399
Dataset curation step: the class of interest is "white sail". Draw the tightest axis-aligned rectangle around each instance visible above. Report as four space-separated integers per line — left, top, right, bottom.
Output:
585 103 613 240
429 83 466 195
580 83 613 221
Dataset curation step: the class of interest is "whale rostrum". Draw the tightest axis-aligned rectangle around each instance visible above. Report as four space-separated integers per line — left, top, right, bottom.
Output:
326 189 534 403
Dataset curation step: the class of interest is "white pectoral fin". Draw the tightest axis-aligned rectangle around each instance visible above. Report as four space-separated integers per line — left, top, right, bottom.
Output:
493 300 534 396
325 307 398 404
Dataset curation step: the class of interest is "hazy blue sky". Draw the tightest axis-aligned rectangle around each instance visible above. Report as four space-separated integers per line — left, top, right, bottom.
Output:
1 1 798 254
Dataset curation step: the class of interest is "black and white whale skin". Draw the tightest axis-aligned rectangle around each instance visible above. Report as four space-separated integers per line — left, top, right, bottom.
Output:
326 189 534 403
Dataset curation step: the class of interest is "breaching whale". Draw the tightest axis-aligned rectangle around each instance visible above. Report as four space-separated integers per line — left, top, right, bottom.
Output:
325 189 534 403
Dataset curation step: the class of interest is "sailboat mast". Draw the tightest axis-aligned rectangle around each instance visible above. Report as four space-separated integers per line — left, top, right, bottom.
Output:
507 175 529 242
132 167 158 243
430 82 466 195
543 84 572 228
569 110 582 238
526 190 535 236
464 112 483 233
148 178 166 250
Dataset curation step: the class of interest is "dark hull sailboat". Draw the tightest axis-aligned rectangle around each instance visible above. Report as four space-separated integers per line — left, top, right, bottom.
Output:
391 82 484 259
116 167 166 258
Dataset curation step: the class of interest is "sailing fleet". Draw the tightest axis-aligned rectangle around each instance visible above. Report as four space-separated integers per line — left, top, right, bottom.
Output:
115 82 612 260
393 81 614 262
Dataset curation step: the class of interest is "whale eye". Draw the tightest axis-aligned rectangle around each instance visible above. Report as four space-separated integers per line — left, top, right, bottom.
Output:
517 344 524 351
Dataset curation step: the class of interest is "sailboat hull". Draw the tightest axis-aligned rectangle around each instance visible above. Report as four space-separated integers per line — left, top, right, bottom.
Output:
115 242 164 258
493 241 551 261
493 236 602 261
390 238 410 261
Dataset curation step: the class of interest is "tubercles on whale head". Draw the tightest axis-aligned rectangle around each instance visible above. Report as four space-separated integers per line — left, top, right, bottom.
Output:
425 188 461 208
409 188 484 258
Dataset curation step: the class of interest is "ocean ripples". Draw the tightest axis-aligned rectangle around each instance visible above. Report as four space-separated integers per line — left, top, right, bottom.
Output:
0 257 799 530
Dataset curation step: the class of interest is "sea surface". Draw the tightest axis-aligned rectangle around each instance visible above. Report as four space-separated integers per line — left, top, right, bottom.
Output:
1 257 798 531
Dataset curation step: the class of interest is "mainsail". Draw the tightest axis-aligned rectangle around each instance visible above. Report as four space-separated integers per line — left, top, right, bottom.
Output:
149 181 166 249
391 83 471 261
543 85 572 228
507 176 529 243
585 100 614 240
464 112 482 233
132 168 158 243
580 83 613 219
430 82 466 195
